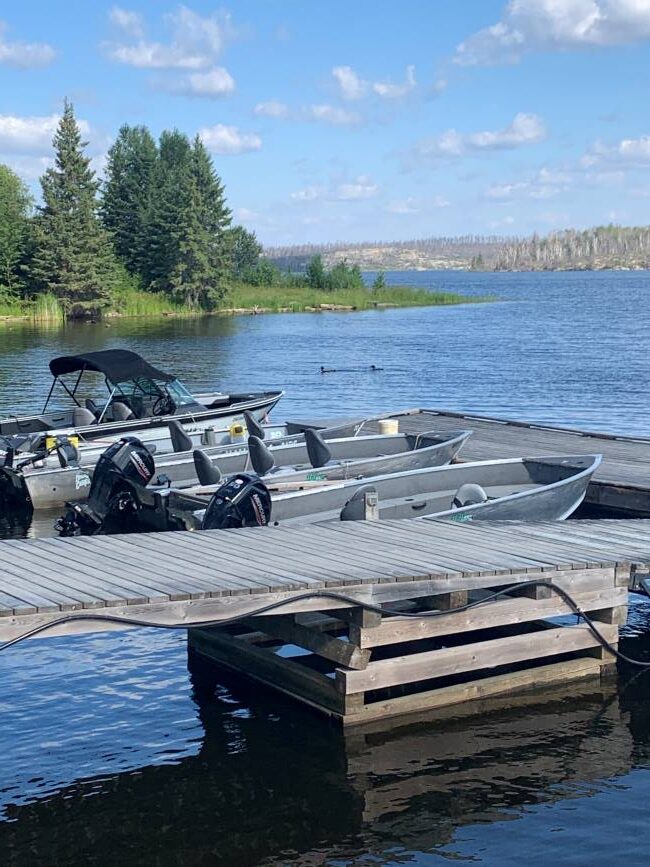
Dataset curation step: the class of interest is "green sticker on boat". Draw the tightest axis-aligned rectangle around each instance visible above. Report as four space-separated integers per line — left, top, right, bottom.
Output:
306 472 326 481
450 513 473 523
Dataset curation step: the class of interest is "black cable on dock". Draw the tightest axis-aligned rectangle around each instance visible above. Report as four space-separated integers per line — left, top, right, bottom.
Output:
1 580 649 668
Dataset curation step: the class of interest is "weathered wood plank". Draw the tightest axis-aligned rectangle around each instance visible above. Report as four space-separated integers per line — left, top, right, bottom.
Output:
339 622 619 693
350 586 625 648
247 615 371 670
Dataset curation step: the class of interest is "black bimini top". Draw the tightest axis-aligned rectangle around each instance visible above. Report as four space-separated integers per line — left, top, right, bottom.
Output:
49 350 174 383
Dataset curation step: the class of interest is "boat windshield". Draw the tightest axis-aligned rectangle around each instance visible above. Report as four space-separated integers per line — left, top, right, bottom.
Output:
165 378 199 408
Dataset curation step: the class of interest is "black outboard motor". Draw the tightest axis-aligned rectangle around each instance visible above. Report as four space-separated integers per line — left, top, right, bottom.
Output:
56 437 155 536
202 473 272 530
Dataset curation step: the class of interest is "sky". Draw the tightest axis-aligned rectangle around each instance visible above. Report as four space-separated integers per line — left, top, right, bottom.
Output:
2 0 650 245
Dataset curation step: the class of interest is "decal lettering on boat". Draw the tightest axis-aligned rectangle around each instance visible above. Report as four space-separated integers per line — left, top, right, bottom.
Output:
306 472 326 481
450 513 473 523
74 472 91 490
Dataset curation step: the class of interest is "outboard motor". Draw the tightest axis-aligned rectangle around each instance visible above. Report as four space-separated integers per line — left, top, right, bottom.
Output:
56 437 155 536
201 473 272 530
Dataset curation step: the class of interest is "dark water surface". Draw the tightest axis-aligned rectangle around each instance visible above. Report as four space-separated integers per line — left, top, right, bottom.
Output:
1 270 650 864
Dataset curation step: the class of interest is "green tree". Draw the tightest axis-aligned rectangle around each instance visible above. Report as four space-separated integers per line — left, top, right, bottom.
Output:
101 124 158 276
29 100 118 314
305 254 327 289
372 271 386 291
144 129 193 292
227 225 262 278
167 135 232 308
0 164 31 296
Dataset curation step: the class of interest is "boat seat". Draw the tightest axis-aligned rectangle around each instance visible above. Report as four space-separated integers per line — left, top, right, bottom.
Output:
111 401 136 421
248 435 276 476
169 419 193 453
452 483 488 509
244 410 265 440
85 398 101 419
193 449 222 486
305 428 331 469
72 407 97 427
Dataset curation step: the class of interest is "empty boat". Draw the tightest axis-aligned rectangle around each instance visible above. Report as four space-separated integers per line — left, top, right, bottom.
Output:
140 453 601 533
55 428 472 534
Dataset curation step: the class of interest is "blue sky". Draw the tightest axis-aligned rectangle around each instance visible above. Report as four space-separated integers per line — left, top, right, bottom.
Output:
2 0 650 245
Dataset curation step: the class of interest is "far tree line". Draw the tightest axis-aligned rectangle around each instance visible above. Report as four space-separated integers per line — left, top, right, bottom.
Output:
0 101 369 319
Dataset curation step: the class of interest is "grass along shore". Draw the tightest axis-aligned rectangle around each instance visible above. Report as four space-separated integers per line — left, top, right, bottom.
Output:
0 282 490 324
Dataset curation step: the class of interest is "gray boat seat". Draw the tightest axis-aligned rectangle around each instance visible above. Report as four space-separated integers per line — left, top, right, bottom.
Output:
452 483 488 509
248 435 275 476
85 398 100 419
340 485 378 521
193 449 222 486
244 410 265 440
111 401 136 421
72 407 97 426
168 419 192 453
305 427 331 469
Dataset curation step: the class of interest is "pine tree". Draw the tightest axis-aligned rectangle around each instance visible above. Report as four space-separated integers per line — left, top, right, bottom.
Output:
101 124 158 277
144 130 193 292
0 164 31 296
29 100 118 315
166 135 232 308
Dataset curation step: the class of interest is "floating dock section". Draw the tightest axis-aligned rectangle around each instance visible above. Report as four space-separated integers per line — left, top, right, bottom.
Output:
1 519 649 725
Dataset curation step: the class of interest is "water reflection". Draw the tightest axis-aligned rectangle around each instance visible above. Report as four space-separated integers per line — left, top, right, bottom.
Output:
2 629 650 866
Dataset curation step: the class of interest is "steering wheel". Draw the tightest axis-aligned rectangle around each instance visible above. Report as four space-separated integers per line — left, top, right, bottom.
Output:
152 395 174 416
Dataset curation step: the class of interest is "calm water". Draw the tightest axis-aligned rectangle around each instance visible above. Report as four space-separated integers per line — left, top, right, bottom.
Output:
1 270 650 864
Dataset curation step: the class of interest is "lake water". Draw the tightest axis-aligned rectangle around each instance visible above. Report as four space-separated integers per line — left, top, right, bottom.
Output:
1 270 650 864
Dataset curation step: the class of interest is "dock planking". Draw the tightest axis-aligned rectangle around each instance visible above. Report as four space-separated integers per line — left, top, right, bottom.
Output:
356 408 650 516
0 517 649 642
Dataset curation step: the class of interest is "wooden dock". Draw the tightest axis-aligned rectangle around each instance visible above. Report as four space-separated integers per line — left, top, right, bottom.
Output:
1 518 649 724
362 409 650 517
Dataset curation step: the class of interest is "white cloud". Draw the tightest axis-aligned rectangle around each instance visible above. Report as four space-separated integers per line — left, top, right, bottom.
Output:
0 154 52 181
199 124 261 155
373 65 416 99
331 64 418 100
416 113 546 160
582 134 650 168
167 66 235 97
290 176 379 203
336 176 379 200
306 104 361 125
332 65 367 100
455 0 650 66
104 5 226 69
386 197 420 214
290 185 327 202
254 100 290 118
109 7 144 38
0 114 90 155
0 20 55 67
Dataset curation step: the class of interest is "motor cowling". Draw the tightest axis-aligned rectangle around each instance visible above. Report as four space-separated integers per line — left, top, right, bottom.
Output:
201 473 272 530
56 437 155 536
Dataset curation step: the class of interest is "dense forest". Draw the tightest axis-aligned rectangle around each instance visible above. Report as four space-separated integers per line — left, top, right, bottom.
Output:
0 101 375 320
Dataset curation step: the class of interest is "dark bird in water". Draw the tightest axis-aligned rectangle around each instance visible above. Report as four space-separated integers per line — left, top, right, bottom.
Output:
320 364 384 373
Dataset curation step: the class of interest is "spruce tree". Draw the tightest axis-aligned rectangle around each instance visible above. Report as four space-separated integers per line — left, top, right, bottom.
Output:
144 130 192 293
0 164 31 296
168 136 231 308
101 124 158 277
29 100 117 314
